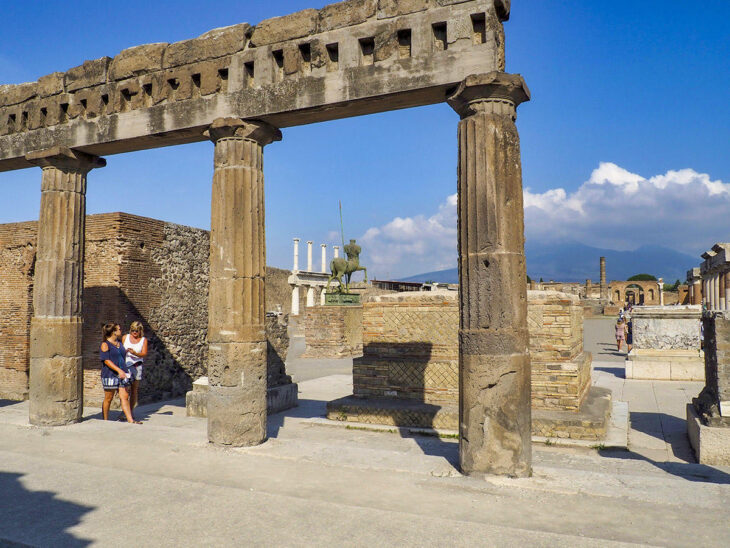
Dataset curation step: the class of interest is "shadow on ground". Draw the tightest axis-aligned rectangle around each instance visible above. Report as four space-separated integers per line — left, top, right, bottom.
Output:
0 472 94 547
598 448 730 484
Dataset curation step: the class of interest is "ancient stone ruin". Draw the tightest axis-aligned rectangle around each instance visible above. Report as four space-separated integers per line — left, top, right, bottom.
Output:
0 0 531 477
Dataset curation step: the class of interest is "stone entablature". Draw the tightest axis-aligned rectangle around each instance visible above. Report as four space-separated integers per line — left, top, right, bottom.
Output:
0 0 506 172
699 243 730 311
625 305 704 381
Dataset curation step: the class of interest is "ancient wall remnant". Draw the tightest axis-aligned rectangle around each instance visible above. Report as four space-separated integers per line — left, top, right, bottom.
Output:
302 305 363 358
0 213 295 405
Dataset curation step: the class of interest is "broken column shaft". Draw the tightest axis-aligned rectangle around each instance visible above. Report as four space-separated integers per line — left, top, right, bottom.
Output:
205 118 281 446
26 146 105 426
448 72 532 477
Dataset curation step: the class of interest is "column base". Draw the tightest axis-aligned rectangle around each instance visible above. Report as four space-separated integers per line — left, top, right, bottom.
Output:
207 385 267 446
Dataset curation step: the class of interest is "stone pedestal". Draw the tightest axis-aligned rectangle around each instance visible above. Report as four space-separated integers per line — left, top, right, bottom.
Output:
448 72 531 477
205 118 281 446
302 305 363 358
625 306 703 381
26 146 105 426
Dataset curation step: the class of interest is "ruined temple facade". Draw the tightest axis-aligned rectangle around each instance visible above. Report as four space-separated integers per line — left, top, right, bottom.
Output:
0 0 531 477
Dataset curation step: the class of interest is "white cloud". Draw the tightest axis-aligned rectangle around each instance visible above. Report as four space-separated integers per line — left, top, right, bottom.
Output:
361 162 729 278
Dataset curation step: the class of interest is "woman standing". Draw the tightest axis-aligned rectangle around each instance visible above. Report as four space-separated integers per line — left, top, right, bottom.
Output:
123 321 148 415
615 318 627 353
100 322 139 424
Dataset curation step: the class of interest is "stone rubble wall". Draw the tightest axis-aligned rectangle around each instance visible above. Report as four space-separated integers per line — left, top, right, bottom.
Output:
1 0 503 170
632 306 702 351
0 213 295 404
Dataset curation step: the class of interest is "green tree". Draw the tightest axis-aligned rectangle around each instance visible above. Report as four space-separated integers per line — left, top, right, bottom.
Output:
627 273 657 281
527 274 532 284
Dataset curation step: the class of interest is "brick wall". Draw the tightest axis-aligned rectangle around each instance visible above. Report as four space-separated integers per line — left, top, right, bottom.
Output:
1 213 295 405
349 290 590 412
302 305 363 358
0 221 36 400
354 295 457 403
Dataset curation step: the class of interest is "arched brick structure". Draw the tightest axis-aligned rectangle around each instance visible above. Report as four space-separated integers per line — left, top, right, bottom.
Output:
609 280 662 305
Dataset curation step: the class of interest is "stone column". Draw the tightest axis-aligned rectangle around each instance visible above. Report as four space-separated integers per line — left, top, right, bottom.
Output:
334 245 340 258
321 244 327 273
205 117 281 446
659 278 664 306
448 72 531 478
25 146 105 426
306 286 315 307
291 285 300 316
600 256 606 299
292 238 300 271
725 271 730 310
714 273 720 310
720 272 726 311
320 288 326 305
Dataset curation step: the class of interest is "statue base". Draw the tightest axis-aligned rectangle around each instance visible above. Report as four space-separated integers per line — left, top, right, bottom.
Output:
325 293 361 306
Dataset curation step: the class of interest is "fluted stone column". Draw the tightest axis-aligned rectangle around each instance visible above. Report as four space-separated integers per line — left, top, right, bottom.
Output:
291 286 300 316
205 117 281 446
713 274 720 310
306 286 315 307
307 241 313 271
600 256 607 300
26 146 105 426
292 238 300 271
658 278 664 306
719 273 726 311
448 72 531 478
725 271 730 310
334 246 340 258
321 244 327 273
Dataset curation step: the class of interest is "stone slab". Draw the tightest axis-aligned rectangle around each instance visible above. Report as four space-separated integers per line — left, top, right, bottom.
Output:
687 403 730 465
626 350 705 381
185 376 298 417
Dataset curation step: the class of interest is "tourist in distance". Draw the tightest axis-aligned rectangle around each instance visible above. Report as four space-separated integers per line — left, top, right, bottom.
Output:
122 321 148 417
100 322 140 424
615 317 627 353
626 318 634 353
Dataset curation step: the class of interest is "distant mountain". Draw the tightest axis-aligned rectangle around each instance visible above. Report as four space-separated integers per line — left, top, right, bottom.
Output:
400 243 697 284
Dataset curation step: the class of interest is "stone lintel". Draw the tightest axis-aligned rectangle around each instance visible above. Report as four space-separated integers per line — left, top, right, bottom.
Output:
204 117 282 145
25 146 106 173
447 71 530 119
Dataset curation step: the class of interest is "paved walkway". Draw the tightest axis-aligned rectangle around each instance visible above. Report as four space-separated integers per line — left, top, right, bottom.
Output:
0 319 728 546
585 318 702 463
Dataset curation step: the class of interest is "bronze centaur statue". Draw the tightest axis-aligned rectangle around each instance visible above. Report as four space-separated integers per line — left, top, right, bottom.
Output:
327 239 367 293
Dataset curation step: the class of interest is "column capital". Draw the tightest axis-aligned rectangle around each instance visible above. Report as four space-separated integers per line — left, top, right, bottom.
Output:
321 243 326 247
25 146 106 173
205 117 282 146
447 72 530 119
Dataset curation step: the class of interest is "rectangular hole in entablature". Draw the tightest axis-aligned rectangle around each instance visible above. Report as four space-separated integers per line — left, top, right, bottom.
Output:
101 94 109 114
244 62 255 88
60 103 69 122
217 68 229 91
121 88 133 112
191 73 201 92
167 78 180 91
326 43 339 71
299 43 311 73
80 99 87 113
141 84 152 106
20 111 28 129
471 13 486 44
359 37 375 66
272 50 284 80
397 29 412 58
7 114 16 133
432 22 447 51
40 107 47 125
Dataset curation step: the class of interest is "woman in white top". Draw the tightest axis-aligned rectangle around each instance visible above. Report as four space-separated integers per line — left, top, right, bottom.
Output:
123 321 148 416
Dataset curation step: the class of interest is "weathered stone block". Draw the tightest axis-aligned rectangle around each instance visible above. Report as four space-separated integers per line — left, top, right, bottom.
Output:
319 0 377 32
0 82 38 107
377 0 432 19
109 43 167 81
28 356 83 425
64 57 111 92
29 318 82 358
207 384 266 446
37 73 64 98
163 24 249 68
208 341 267 387
250 9 319 46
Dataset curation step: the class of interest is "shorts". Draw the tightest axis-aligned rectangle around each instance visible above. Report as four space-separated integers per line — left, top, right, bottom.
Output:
101 366 133 390
128 364 143 381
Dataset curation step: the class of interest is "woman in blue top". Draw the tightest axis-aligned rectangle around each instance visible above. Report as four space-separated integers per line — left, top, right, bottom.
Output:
100 322 140 424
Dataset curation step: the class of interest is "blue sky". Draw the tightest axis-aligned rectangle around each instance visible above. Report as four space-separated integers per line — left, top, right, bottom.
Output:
1 1 729 279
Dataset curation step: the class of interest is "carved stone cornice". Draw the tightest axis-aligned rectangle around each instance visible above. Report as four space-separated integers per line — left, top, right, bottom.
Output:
204 117 281 146
447 72 530 120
